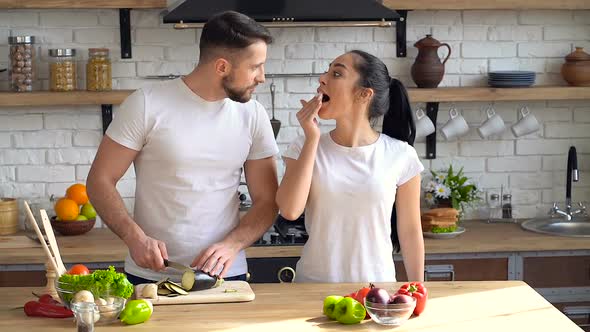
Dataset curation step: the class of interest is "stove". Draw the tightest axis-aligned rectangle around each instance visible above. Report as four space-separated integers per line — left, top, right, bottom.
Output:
253 214 307 246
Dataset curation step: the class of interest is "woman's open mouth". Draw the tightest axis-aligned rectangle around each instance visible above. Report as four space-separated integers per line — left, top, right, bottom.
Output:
321 94 330 103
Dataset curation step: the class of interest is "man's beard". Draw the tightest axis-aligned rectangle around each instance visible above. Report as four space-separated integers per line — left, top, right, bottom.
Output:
222 75 256 103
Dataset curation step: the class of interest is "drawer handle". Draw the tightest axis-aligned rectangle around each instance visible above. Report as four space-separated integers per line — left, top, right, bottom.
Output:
424 264 455 281
277 267 296 283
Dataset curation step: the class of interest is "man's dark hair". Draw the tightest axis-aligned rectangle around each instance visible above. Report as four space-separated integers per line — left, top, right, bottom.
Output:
199 11 273 63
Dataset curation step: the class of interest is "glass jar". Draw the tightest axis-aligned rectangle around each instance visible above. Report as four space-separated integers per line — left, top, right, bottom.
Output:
487 193 502 222
86 48 112 91
49 48 77 92
502 194 513 219
8 35 36 92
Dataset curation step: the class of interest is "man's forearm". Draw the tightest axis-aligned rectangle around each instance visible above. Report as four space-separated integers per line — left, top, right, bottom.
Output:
87 177 143 245
224 199 278 250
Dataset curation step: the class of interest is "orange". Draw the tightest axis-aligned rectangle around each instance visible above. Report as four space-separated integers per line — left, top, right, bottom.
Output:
54 198 79 221
66 183 89 205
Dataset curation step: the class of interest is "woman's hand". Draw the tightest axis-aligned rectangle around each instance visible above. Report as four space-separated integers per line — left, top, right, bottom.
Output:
297 94 322 140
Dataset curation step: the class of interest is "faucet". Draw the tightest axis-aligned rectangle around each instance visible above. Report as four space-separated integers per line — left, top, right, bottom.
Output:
550 146 586 220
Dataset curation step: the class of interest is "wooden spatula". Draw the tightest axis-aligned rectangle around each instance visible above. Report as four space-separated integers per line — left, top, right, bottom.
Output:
23 201 61 276
39 209 67 276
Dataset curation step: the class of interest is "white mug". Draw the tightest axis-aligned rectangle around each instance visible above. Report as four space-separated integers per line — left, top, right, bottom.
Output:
415 107 436 138
440 107 469 140
511 106 540 137
478 106 505 139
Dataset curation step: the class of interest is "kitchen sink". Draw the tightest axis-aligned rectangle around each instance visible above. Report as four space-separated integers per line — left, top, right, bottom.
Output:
520 217 590 238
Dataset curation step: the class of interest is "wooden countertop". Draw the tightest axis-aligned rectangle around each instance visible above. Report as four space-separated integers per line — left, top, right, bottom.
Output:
0 281 580 331
1 221 588 265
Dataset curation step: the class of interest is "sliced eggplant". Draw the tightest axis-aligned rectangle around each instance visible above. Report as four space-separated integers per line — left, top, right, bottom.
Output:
181 270 223 291
157 288 172 296
166 282 189 295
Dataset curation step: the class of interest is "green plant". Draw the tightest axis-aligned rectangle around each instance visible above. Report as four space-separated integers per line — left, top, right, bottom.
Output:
423 164 480 215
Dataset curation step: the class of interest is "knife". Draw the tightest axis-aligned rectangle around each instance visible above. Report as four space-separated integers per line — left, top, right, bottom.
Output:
163 259 194 273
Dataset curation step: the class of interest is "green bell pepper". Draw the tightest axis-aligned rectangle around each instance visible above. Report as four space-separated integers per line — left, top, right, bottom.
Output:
119 299 153 325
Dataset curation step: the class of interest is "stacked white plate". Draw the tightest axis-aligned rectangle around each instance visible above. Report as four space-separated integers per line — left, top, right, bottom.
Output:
488 71 536 88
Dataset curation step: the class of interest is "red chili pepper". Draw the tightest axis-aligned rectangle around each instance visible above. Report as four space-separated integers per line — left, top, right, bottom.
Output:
24 301 73 318
396 282 428 316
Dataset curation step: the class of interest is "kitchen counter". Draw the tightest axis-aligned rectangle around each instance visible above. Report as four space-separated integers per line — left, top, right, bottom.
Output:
1 220 588 265
0 281 581 331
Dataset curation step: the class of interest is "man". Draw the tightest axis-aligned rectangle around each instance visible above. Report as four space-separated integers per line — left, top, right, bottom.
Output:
87 11 279 284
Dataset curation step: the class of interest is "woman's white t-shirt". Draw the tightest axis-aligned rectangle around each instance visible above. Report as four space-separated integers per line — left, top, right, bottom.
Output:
283 133 424 283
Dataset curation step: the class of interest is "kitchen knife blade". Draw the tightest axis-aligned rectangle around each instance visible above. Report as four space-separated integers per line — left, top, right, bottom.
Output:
163 259 194 273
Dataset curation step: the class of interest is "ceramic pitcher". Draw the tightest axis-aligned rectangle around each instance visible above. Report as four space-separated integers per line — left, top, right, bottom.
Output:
411 34 452 88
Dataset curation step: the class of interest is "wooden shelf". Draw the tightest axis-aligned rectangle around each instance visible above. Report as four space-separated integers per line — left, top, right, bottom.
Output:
408 86 590 103
0 91 134 106
0 86 589 107
0 0 166 9
383 0 590 10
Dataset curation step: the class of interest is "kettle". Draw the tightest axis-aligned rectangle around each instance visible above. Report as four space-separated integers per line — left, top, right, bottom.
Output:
411 34 452 88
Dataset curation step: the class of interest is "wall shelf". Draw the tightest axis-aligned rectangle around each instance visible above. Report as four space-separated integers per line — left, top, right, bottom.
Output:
0 91 134 107
1 87 588 107
383 0 590 10
0 0 165 9
409 86 590 103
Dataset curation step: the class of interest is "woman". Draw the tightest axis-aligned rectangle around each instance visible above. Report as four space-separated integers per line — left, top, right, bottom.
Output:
276 50 424 283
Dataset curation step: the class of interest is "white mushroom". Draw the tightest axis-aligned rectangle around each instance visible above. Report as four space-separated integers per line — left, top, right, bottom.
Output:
95 298 107 306
73 290 95 303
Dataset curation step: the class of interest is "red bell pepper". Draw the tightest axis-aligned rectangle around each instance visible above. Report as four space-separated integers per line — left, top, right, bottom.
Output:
24 300 73 318
344 284 374 319
34 293 61 306
396 282 428 316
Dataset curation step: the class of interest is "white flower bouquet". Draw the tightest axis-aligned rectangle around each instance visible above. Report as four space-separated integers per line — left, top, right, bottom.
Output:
423 165 480 216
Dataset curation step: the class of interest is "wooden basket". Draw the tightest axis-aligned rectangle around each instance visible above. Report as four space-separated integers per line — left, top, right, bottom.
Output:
0 198 19 235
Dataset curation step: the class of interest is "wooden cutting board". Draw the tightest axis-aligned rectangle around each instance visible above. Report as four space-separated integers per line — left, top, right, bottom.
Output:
135 281 255 305
0 235 41 249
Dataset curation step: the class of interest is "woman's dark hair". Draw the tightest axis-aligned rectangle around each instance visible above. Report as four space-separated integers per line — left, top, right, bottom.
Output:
349 50 416 253
199 11 273 63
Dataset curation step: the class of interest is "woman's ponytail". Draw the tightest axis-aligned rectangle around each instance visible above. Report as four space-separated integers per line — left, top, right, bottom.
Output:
382 78 415 146
384 78 415 253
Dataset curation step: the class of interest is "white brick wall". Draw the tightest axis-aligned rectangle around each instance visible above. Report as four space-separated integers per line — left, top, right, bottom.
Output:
0 9 589 223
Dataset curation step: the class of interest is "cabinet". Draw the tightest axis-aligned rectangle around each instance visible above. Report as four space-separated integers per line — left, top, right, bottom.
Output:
394 258 509 282
523 255 590 288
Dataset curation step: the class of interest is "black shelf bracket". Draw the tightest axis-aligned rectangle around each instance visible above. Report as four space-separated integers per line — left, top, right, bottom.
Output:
425 102 439 159
119 8 132 59
396 10 408 57
101 104 113 134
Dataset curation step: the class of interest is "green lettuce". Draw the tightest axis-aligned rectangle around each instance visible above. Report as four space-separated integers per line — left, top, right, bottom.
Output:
58 266 134 302
430 225 457 233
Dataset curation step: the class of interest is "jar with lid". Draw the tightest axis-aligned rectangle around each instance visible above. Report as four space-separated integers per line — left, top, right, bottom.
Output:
8 36 36 92
49 48 77 92
487 193 502 222
502 194 513 219
86 48 112 91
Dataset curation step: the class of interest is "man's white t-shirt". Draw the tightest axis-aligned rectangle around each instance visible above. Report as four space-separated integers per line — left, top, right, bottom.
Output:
283 133 424 283
106 78 279 281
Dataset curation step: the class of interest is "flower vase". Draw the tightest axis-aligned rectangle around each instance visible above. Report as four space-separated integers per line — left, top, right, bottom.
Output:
436 198 453 208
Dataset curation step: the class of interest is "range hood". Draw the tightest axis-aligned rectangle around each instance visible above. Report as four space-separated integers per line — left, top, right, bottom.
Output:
163 0 400 29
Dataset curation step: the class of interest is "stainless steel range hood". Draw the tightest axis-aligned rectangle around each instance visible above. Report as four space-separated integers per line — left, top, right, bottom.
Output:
163 0 400 29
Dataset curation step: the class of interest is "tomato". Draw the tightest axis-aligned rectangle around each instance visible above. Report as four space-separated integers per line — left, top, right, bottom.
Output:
67 264 90 275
